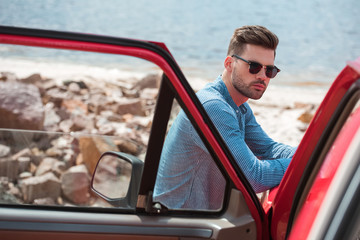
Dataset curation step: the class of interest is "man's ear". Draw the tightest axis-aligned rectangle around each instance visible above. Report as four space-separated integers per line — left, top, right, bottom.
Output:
224 56 233 72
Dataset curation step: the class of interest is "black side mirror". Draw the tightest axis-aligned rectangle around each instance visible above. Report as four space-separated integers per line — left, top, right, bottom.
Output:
91 151 144 209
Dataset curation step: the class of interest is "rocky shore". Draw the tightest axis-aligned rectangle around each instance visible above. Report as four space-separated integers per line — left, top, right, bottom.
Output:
0 68 327 207
0 71 161 207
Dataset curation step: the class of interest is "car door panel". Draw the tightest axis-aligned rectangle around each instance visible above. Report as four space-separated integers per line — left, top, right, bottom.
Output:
270 57 360 239
0 189 256 240
0 26 260 240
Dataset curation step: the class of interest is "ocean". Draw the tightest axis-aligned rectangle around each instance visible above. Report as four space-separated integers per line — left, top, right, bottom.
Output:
0 0 359 86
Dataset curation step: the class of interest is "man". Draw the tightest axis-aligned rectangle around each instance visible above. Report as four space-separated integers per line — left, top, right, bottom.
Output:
153 25 296 210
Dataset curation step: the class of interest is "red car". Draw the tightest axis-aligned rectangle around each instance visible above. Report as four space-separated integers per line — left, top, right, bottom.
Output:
0 26 359 240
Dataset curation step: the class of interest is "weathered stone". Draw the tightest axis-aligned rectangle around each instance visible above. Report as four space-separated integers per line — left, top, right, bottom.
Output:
140 88 158 100
44 102 61 129
35 157 59 176
0 181 21 204
43 88 68 107
78 136 118 175
87 93 110 114
68 82 81 93
12 147 42 166
132 73 161 90
61 164 90 204
0 144 10 157
20 172 61 203
8 182 22 199
122 88 139 98
0 72 18 82
33 197 55 205
18 156 31 173
21 73 42 84
61 99 88 115
19 172 33 179
0 157 19 181
115 98 146 116
63 80 88 89
0 82 44 130
114 139 139 155
98 124 116 136
298 104 316 124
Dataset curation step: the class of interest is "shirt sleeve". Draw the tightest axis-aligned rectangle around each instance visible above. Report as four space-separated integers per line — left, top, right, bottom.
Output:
243 102 297 160
202 99 294 193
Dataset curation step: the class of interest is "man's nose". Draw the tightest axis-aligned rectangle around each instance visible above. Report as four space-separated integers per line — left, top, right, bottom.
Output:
256 67 268 80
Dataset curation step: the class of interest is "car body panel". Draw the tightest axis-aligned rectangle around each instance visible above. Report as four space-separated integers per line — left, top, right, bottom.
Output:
270 57 360 239
289 95 360 239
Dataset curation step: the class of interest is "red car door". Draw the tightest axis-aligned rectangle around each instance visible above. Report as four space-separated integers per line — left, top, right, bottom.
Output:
0 26 265 240
289 87 360 239
269 57 360 239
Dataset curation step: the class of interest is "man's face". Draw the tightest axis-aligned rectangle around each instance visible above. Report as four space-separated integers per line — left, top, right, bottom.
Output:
231 44 275 100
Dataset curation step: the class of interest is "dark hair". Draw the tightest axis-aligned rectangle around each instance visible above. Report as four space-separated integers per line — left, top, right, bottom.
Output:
227 25 279 56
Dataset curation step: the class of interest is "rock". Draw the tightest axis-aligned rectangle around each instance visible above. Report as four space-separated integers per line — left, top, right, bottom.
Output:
0 144 11 157
78 136 119 175
114 139 139 155
18 156 31 173
0 72 18 82
61 99 88 115
33 197 55 205
87 93 109 114
20 172 61 203
12 147 42 166
115 98 146 116
44 102 61 130
298 104 317 124
43 88 69 107
0 157 19 181
0 181 21 204
0 82 44 130
140 88 158 100
21 73 42 84
63 80 88 89
35 157 60 176
68 82 81 93
19 172 33 180
132 73 161 90
61 164 90 204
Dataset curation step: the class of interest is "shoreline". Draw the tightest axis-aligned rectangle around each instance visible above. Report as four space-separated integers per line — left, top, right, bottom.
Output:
0 58 330 146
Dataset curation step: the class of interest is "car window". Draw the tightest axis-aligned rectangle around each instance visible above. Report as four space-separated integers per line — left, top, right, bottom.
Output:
0 43 227 212
0 44 160 208
152 98 226 211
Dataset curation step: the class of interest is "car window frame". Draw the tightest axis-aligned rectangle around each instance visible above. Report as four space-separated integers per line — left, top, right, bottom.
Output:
0 25 265 236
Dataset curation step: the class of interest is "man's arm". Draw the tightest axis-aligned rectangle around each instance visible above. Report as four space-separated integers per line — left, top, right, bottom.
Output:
243 102 297 160
202 100 292 193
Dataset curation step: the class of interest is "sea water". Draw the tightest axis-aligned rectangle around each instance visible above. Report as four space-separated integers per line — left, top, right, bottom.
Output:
0 0 359 87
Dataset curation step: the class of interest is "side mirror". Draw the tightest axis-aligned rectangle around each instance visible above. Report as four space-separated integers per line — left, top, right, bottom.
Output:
91 151 144 209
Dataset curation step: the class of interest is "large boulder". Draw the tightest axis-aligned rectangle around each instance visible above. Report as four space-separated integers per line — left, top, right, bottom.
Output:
20 172 61 203
0 82 44 130
61 164 90 204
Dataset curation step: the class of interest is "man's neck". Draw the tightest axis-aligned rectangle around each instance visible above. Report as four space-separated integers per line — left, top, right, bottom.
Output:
222 70 248 106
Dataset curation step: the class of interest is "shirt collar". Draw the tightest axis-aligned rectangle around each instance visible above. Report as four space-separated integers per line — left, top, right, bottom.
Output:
215 75 247 114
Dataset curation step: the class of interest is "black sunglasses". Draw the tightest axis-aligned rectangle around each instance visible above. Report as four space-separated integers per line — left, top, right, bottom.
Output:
232 54 280 78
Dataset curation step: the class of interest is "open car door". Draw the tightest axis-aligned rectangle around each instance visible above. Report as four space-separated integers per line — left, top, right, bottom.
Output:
0 26 268 240
269 57 360 239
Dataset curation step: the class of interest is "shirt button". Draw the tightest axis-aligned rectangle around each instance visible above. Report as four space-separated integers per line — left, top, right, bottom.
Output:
236 110 239 113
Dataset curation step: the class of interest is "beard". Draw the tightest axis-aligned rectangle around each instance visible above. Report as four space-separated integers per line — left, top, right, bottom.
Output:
231 70 267 100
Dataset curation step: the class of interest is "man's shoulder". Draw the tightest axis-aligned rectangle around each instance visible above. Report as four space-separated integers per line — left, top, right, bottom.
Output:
197 88 229 110
196 80 226 103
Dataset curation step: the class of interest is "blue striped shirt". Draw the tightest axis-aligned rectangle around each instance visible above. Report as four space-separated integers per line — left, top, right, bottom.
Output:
153 76 296 210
